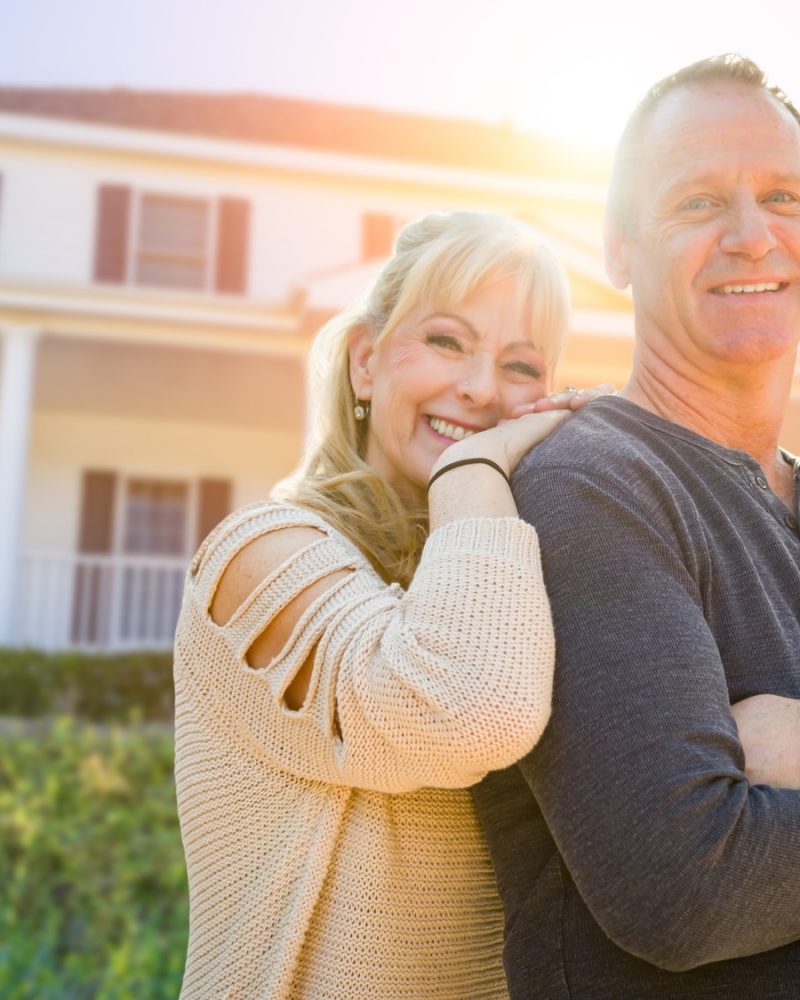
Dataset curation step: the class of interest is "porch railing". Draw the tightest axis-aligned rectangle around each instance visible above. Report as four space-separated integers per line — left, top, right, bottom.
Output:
18 551 188 651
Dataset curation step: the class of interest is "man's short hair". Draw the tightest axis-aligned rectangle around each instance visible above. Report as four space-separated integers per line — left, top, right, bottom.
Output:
606 53 800 235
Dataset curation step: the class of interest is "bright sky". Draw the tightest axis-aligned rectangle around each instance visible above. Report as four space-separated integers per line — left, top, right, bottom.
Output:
3 0 800 150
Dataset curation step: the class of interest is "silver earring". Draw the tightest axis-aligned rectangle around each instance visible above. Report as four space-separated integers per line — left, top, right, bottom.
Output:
354 400 369 421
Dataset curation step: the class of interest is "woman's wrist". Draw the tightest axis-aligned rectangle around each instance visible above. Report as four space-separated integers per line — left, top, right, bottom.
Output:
428 457 511 493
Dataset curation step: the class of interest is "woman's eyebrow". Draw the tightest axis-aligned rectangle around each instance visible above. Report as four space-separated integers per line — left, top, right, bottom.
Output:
421 312 480 339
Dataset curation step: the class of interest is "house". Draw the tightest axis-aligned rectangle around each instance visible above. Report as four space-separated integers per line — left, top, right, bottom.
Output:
1 88 795 652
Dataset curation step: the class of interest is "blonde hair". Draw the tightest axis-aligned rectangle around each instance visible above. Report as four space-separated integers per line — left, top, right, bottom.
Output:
274 210 571 586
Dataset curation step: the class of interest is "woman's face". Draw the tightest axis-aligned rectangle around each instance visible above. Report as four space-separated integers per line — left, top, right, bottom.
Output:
350 276 553 502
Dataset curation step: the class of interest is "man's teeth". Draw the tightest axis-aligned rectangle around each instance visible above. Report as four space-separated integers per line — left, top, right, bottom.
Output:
427 416 475 441
719 282 781 294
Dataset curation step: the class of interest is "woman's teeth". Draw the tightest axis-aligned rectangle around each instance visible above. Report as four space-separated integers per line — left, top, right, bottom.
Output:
719 282 781 294
427 416 475 441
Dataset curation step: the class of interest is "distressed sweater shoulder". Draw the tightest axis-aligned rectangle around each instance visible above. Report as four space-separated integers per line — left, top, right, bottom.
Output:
174 500 554 999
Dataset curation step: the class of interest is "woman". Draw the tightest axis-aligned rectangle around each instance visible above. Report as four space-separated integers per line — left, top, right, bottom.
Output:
174 211 606 999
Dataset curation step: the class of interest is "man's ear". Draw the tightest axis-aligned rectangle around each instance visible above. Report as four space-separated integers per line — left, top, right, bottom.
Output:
348 325 374 400
603 215 632 291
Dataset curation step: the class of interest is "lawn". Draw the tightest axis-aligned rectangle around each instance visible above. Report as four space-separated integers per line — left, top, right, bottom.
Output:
0 715 188 999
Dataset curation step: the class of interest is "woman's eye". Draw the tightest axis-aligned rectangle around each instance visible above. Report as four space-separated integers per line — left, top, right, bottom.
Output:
505 361 542 379
426 333 466 352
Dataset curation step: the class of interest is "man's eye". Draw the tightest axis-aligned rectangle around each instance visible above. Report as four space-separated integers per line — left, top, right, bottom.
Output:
426 333 465 352
682 196 713 211
764 190 799 205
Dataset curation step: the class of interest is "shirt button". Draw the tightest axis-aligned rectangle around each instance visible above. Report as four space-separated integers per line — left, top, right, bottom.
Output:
755 476 769 490
785 514 798 532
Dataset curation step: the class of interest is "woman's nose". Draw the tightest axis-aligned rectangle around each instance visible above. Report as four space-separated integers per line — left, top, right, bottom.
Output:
456 355 498 407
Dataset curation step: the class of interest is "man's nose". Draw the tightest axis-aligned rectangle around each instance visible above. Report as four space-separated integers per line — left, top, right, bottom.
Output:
719 199 778 260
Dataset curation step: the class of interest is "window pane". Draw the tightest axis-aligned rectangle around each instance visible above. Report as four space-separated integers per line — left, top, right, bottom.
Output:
139 195 208 256
135 193 209 290
124 479 188 556
135 255 206 290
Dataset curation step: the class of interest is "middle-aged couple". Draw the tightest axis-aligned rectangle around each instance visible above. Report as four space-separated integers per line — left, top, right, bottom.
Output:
174 53 800 998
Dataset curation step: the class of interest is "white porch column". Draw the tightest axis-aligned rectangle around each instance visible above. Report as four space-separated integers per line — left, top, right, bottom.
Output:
0 326 39 645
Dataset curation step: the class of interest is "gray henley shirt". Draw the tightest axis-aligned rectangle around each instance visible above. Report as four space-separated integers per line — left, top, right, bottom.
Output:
474 395 800 999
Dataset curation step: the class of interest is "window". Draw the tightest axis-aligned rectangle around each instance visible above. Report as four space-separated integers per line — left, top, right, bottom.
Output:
94 185 250 294
72 472 231 647
135 195 210 291
123 478 189 555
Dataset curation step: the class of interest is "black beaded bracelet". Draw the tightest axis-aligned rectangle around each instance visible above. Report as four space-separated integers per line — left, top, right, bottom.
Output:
427 457 511 493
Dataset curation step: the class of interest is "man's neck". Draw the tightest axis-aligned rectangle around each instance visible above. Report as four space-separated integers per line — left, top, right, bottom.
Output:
621 360 796 506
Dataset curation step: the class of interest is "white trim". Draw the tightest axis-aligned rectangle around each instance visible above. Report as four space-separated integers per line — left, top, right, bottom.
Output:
0 111 608 205
0 278 306 356
126 186 141 286
0 325 39 643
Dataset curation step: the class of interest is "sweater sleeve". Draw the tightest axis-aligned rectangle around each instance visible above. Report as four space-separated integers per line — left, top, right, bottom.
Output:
513 465 800 971
175 503 554 794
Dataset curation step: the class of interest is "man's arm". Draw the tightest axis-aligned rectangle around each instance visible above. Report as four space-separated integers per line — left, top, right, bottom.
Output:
732 694 800 789
516 464 800 972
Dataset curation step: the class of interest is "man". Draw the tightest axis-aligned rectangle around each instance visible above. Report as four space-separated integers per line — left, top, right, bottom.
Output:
474 54 800 998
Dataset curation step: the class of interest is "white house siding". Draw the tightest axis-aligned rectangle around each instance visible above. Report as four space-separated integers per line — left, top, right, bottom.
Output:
0 148 98 283
0 132 467 302
24 410 303 551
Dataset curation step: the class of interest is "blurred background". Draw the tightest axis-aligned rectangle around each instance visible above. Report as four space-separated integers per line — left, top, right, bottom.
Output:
1 1 799 996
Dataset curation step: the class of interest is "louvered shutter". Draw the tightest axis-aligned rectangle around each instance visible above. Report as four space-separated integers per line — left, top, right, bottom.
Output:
215 197 250 294
94 184 131 283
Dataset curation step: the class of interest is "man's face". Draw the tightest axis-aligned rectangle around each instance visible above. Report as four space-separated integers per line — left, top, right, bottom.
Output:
612 81 800 373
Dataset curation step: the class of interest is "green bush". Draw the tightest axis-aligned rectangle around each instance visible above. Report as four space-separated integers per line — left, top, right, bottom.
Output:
0 649 174 721
0 716 188 999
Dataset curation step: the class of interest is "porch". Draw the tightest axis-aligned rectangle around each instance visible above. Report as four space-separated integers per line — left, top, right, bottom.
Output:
0 283 309 652
18 550 187 651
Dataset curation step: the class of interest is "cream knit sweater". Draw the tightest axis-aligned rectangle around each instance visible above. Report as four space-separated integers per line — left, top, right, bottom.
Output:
174 501 555 999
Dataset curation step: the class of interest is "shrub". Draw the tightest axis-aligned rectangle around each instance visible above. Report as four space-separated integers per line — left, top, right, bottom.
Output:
0 649 174 722
0 716 188 999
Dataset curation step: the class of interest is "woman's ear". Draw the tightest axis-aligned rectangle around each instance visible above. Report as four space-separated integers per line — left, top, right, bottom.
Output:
348 325 375 400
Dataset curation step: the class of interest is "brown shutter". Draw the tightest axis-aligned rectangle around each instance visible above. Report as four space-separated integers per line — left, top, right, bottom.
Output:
361 213 395 260
72 470 117 644
94 184 131 283
77 470 117 553
196 478 232 547
215 197 250 294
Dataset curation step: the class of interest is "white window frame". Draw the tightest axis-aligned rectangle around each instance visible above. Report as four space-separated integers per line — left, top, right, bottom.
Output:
126 190 220 292
112 473 200 560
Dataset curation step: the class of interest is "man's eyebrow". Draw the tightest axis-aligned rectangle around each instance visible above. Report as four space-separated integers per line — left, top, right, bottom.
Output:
766 172 800 186
660 169 800 197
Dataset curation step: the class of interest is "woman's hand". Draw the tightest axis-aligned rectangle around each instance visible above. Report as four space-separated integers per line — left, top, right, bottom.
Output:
514 382 616 415
431 382 615 480
426 383 613 525
731 693 800 789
